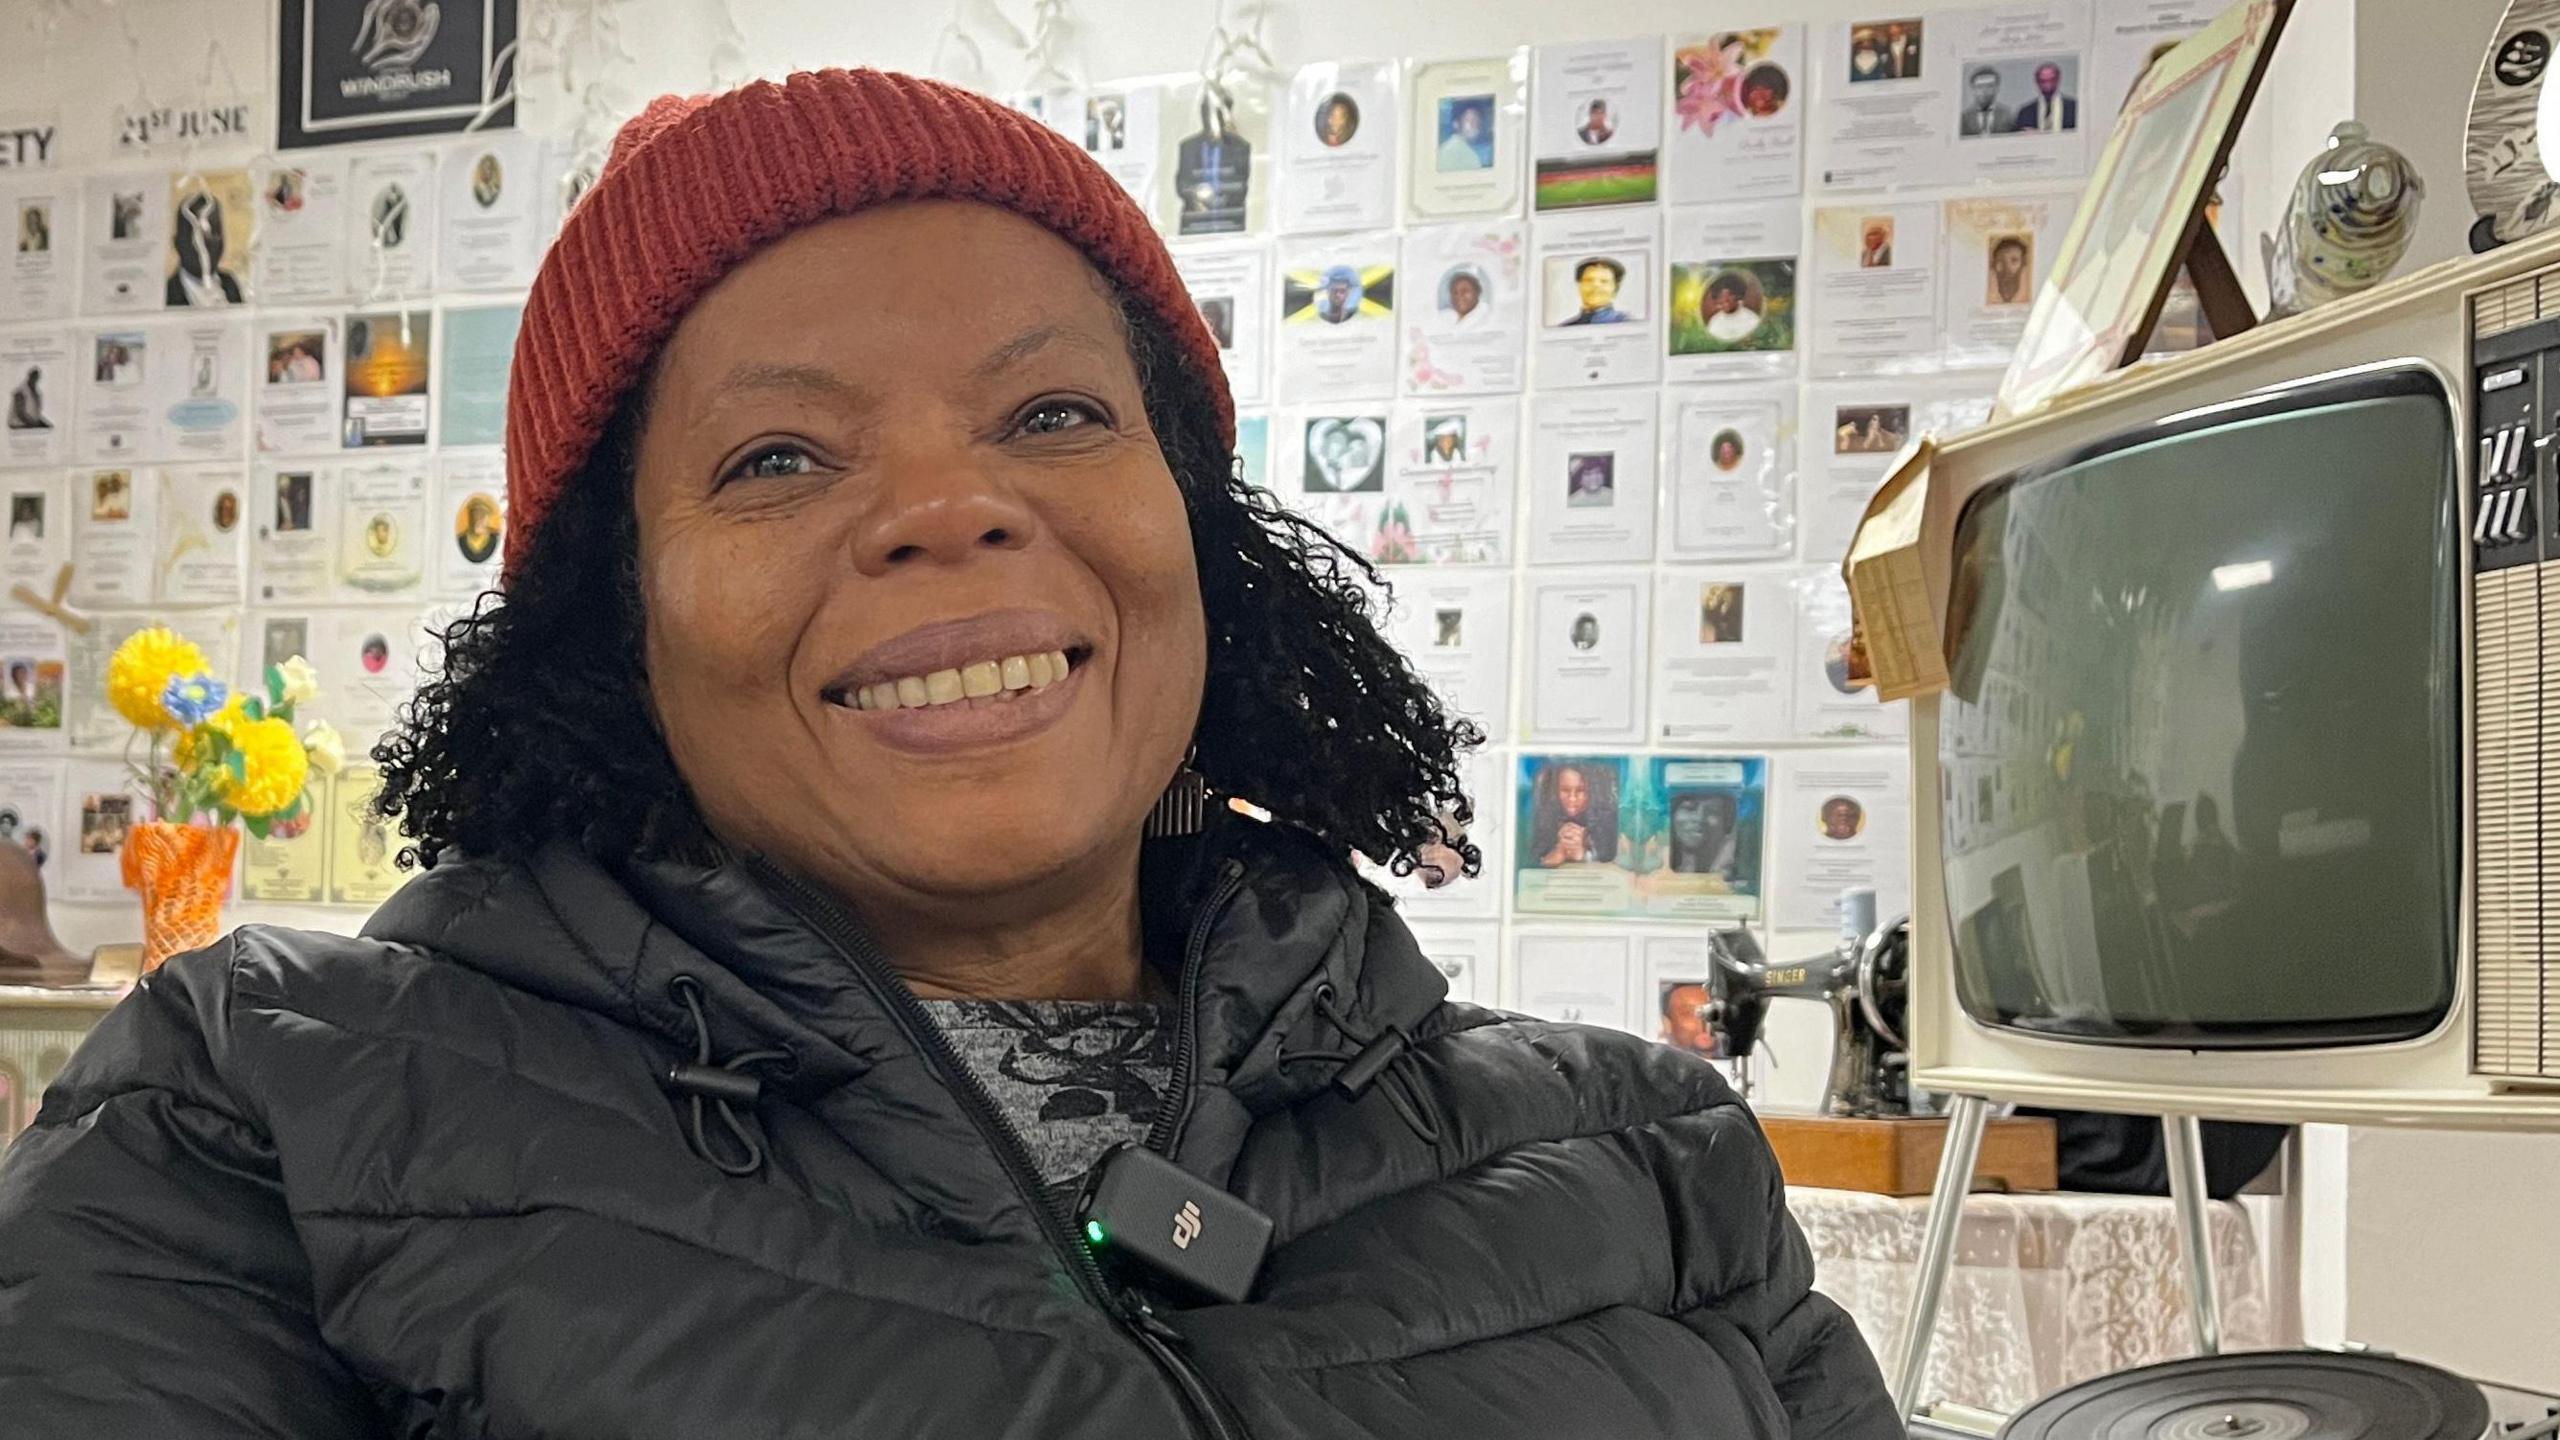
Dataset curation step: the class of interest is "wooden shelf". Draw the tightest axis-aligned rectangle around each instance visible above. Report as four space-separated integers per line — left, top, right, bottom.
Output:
1761 1114 2057 1197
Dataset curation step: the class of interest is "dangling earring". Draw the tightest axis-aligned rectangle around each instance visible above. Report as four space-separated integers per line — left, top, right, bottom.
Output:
1145 749 1210 837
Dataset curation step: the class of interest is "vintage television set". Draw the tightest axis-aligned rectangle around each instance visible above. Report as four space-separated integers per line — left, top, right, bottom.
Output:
1897 228 2560 1129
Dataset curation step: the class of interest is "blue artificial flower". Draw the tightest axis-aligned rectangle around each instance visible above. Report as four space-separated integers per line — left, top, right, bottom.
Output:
161 672 229 728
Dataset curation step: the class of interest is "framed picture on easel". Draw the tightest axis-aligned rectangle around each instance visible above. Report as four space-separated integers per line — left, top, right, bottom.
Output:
1996 0 2291 419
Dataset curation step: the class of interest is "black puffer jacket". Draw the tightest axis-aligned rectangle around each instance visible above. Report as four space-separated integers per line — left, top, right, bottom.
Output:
0 817 1896 1438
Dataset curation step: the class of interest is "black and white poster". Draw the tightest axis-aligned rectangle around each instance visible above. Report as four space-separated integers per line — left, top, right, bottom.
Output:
277 0 519 151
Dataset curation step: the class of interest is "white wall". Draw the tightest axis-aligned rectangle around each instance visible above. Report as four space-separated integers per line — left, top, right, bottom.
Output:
10 0 2556 1398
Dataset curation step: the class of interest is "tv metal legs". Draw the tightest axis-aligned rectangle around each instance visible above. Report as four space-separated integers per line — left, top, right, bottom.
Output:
1887 1098 2237 1426
1888 1092 1990 1420
2162 1113 2224 1356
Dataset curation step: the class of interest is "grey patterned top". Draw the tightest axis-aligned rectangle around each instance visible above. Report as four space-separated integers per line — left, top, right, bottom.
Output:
919 1000 1174 1188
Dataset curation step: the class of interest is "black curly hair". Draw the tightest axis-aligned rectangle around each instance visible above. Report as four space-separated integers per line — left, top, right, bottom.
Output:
373 297 1485 884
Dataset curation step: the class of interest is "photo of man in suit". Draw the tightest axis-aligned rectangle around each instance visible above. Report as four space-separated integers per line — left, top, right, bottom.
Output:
1959 67 2005 137
2014 61 2078 133
1174 86 1253 235
1575 99 1616 147
1881 20 1921 79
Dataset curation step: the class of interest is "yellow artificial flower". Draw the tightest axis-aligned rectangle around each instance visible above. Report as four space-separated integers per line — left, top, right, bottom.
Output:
302 721 347 777
219 715 310 819
106 627 211 733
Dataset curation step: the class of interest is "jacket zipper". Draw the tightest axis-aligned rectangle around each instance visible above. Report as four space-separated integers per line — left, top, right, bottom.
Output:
1144 860 1248 1158
745 857 1248 1440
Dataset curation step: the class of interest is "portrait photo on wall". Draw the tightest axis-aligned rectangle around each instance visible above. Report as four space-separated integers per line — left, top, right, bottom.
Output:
1834 404 1910 454
1677 30 1795 134
89 470 131 523
8 494 42 541
166 170 256 308
1818 793 1868 840
0 655 63 732
1514 752 1767 918
1516 763 1608 872
1668 259 1795 355
6 367 51 432
92 334 144 388
1658 979 1720 1057
1565 452 1615 508
1634 755 1766 918
1567 610 1603 651
1956 56 2079 139
16 202 50 254
1283 262 1395 326
273 471 315 533
1300 415 1387 493
1707 426 1749 473
468 150 505 209
1437 263 1494 324
1540 253 1644 327
263 617 308 675
1422 414 1469 464
1699 582 1746 643
1172 81 1258 236
1085 94 1128 152
1437 93 1497 171
79 790 131 856
266 329 328 385
1314 91 1362 148
1986 232 2034 306
1856 216 1895 268
454 493 503 565
1848 18 1924 82
1196 296 1236 350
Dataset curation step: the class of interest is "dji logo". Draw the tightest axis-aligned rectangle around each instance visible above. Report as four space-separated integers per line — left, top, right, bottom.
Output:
1171 1200 1203 1250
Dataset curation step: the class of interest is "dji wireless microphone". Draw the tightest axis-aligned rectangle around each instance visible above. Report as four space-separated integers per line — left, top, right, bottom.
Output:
1075 1143 1273 1306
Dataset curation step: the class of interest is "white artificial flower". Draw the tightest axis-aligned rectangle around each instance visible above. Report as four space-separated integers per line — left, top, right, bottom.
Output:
302 721 347 776
276 655 322 708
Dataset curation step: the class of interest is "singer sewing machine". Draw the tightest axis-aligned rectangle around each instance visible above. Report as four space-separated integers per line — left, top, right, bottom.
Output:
1698 894 2056 1196
1706 917 1912 1119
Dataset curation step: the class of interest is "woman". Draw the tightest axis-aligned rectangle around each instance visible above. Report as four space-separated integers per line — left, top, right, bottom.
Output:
1315 92 1359 147
1531 760 1622 866
1666 791 1740 875
0 72 1892 1438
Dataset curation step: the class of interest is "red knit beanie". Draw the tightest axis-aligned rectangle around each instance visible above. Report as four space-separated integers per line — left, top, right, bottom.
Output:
502 68 1235 574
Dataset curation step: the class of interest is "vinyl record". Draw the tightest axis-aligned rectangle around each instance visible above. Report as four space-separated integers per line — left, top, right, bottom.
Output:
2468 0 2560 249
2000 1351 2489 1440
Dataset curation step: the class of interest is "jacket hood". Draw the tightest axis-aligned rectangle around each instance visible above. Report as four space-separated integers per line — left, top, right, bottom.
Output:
361 812 1448 1174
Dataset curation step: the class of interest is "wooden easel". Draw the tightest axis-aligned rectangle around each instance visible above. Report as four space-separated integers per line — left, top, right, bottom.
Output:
2164 221 2261 347
2121 210 2261 362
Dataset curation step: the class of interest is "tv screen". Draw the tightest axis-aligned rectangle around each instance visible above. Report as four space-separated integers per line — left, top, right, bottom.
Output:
1939 368 2461 1047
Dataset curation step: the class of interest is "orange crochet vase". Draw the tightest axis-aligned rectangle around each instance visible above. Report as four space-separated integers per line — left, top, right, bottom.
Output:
121 821 241 972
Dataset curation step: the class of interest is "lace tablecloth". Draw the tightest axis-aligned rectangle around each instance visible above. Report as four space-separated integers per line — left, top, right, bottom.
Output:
1790 1186 2271 1415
